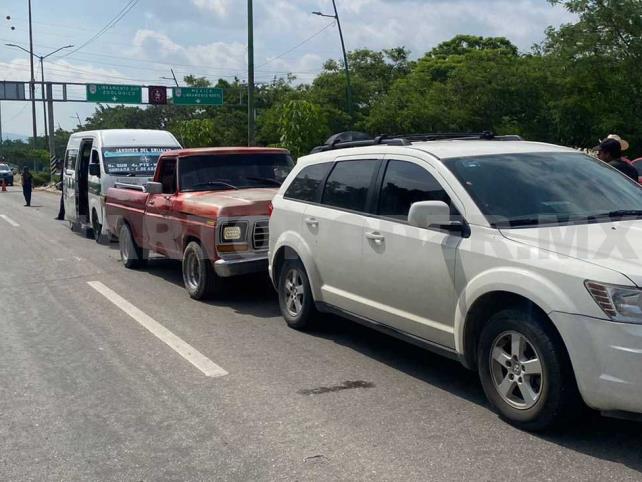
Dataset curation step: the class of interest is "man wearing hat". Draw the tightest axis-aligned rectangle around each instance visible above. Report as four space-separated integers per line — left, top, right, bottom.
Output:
596 137 638 181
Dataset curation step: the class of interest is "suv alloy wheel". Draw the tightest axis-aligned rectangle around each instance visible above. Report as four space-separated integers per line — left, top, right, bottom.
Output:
278 258 317 330
477 308 581 431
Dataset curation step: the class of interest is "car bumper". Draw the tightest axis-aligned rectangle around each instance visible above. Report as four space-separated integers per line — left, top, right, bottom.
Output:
213 255 268 278
551 311 642 414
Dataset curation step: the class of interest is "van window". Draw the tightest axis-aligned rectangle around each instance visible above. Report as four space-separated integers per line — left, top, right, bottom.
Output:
284 163 332 203
322 159 378 213
65 149 78 170
378 160 451 220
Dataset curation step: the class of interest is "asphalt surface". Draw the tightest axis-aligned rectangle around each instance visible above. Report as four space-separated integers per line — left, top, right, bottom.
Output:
1 186 641 481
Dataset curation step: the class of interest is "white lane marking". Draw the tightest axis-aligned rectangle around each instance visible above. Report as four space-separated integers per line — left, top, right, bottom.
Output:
87 281 228 378
0 215 19 227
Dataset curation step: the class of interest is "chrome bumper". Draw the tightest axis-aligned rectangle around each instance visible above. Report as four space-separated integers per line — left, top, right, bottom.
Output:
213 255 268 278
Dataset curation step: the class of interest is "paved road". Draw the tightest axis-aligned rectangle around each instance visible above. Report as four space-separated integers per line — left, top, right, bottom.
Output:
1 186 641 481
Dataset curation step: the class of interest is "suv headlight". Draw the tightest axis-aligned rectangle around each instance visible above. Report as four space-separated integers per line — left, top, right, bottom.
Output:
585 281 642 323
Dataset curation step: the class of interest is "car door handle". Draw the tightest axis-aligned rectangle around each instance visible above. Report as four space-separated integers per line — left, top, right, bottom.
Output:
305 217 319 227
365 231 385 243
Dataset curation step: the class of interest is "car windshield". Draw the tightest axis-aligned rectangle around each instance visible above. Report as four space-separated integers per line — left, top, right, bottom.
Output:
102 146 177 176
0 164 9 172
445 152 642 228
180 153 294 192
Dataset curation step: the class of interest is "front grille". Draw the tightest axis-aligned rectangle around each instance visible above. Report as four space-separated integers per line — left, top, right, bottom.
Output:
252 220 269 250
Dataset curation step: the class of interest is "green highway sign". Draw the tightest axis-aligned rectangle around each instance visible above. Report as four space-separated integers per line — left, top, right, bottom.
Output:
172 87 224 105
87 84 142 104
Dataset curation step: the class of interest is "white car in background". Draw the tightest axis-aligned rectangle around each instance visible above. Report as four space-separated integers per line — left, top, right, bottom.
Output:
268 134 642 431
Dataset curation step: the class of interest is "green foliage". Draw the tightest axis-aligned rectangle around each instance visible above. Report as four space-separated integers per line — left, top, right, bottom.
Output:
172 119 216 147
0 140 49 171
276 100 329 159
31 171 51 187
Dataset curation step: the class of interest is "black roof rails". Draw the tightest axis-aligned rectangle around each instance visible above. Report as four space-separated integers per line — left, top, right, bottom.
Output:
310 131 523 154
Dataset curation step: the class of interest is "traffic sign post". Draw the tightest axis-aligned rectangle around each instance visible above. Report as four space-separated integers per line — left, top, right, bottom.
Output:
172 87 223 105
87 84 142 104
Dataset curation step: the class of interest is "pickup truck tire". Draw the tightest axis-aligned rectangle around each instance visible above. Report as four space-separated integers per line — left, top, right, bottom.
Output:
477 308 581 432
182 241 217 300
278 258 318 330
119 223 147 269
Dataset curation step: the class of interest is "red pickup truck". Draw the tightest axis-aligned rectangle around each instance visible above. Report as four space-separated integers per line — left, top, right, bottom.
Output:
105 147 294 299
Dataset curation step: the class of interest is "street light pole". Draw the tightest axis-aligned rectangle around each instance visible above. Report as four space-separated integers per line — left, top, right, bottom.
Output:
27 0 37 147
247 0 255 146
6 43 73 150
40 56 47 141
313 0 353 122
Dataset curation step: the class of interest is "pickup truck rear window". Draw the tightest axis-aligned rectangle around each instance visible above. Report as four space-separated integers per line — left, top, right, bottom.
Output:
180 153 294 191
102 146 176 176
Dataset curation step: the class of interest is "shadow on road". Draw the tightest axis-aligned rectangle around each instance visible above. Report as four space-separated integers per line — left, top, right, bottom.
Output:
143 257 280 319
107 253 642 472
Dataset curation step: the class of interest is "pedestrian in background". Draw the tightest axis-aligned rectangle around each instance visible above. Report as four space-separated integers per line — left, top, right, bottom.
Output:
21 167 33 207
596 139 639 181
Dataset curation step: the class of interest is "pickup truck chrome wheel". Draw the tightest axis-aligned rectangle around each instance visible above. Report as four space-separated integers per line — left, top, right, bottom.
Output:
489 331 543 410
184 250 201 291
283 268 305 317
182 241 217 300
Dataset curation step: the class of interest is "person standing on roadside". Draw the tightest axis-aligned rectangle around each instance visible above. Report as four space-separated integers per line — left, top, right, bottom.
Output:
21 166 33 207
596 139 639 182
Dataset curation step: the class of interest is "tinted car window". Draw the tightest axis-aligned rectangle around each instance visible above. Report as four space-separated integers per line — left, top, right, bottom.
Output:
322 160 378 212
378 160 450 220
284 163 332 202
446 152 642 227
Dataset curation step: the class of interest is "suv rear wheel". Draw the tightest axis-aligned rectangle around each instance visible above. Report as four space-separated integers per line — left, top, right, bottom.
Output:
477 308 581 431
278 258 317 330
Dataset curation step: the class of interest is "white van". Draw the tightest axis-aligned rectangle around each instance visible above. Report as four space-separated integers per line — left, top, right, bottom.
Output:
63 129 181 241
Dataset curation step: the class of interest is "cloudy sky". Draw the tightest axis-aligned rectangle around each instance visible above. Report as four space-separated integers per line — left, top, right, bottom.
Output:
0 0 574 137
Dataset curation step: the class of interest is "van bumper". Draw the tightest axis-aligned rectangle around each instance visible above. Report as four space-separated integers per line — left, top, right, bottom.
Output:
213 255 268 278
550 311 642 414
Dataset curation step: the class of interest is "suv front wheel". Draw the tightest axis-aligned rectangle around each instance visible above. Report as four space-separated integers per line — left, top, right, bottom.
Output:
278 258 317 330
477 308 581 432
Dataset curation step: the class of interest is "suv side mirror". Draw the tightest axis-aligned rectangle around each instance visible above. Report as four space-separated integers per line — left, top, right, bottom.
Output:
89 163 101 177
146 181 163 194
409 200 467 235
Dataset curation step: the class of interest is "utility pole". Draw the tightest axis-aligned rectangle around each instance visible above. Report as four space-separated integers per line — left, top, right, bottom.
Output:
27 0 37 146
313 0 353 122
0 101 3 144
161 68 179 87
247 0 255 146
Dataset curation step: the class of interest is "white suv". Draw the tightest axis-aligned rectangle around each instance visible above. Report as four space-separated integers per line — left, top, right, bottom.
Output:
268 136 642 431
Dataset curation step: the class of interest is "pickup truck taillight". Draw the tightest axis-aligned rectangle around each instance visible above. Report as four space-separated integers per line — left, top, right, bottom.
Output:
268 201 273 217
